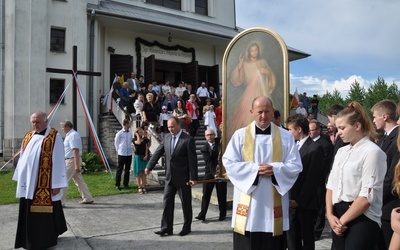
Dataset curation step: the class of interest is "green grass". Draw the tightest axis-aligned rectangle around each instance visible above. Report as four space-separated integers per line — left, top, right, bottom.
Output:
0 170 138 205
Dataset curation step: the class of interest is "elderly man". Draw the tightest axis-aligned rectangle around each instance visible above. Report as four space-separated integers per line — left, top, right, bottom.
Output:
196 128 227 222
295 102 307 117
60 120 94 206
13 112 68 249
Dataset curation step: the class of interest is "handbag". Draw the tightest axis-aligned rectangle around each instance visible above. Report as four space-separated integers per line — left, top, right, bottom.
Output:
185 116 192 124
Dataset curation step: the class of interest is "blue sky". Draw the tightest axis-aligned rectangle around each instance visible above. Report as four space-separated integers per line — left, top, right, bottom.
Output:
235 0 400 97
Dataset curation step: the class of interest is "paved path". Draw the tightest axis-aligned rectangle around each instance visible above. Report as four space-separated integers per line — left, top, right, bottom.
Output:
0 184 332 250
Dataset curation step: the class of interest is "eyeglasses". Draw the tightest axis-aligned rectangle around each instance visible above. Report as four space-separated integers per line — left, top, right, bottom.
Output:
205 134 215 136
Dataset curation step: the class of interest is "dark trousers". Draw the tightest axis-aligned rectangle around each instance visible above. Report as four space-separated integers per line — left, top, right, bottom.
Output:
199 97 207 118
198 181 227 219
287 207 316 250
233 231 286 250
332 202 379 250
315 185 326 239
189 119 199 138
311 107 318 119
161 182 193 232
116 155 132 187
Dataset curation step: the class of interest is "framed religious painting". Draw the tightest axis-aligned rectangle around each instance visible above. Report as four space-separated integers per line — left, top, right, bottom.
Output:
221 27 289 170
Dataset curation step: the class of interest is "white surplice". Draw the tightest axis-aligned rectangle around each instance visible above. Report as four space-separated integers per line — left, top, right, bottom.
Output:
13 126 68 201
222 121 302 232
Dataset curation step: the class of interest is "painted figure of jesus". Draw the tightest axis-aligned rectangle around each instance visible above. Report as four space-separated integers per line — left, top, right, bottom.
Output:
228 41 276 137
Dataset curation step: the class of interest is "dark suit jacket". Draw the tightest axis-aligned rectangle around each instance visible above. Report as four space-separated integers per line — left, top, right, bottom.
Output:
146 131 198 186
290 137 324 210
380 127 400 213
201 141 220 180
315 136 334 183
127 77 140 91
182 90 193 102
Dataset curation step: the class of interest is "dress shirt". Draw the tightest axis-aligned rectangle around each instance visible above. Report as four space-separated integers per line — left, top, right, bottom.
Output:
196 87 209 97
64 129 82 158
295 107 307 116
297 136 308 150
326 136 386 225
175 86 186 97
386 125 398 136
152 85 160 94
114 129 133 156
312 135 321 142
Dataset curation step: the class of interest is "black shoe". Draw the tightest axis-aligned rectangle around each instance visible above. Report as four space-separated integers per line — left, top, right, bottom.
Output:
115 186 121 191
154 230 173 236
124 185 130 189
178 230 191 236
218 216 226 221
195 216 205 221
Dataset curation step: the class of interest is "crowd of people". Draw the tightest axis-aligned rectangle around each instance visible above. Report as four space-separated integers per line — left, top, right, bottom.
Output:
12 85 400 250
295 92 320 120
111 72 222 139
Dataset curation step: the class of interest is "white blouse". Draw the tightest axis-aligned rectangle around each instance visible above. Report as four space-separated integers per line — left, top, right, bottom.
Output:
327 136 387 225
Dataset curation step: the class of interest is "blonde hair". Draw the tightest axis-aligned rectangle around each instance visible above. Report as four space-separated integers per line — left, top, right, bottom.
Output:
337 101 376 139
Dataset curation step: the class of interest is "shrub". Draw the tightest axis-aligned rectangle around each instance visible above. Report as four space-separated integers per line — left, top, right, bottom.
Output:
81 152 103 173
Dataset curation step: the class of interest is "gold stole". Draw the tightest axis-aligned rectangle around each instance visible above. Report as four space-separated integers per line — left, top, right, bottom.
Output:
23 128 57 213
234 123 283 236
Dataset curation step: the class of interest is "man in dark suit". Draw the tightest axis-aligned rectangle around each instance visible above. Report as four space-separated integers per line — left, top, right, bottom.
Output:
182 84 193 102
309 119 334 240
371 99 400 249
286 114 324 250
145 116 198 237
195 128 227 222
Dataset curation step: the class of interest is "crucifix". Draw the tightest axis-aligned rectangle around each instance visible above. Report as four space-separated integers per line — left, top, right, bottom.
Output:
46 45 101 130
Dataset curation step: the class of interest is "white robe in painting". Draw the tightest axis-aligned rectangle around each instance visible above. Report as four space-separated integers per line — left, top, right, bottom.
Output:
13 126 68 201
222 121 302 233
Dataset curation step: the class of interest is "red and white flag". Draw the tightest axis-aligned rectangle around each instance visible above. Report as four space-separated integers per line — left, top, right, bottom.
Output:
292 88 299 106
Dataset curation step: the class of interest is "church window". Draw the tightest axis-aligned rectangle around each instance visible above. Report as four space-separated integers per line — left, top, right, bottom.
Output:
147 0 181 10
50 28 66 52
50 79 65 104
195 0 207 15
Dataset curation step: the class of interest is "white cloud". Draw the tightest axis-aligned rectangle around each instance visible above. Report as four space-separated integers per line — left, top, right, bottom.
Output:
235 0 400 81
290 74 373 98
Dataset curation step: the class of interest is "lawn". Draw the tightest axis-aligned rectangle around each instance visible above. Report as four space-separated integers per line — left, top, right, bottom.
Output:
0 170 138 205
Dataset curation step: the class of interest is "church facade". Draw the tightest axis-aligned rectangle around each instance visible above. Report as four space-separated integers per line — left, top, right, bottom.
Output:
0 0 308 158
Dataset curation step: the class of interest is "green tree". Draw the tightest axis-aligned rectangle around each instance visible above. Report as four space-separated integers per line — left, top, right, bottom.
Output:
364 77 393 111
387 82 400 103
318 89 345 113
346 80 365 104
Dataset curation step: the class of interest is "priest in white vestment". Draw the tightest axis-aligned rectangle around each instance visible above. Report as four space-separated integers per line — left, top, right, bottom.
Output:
223 97 302 250
13 111 68 249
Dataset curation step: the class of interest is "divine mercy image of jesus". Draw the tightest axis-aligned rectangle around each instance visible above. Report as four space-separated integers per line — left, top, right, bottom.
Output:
223 28 288 140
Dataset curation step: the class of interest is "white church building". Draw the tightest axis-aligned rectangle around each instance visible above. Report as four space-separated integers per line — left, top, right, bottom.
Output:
0 0 309 158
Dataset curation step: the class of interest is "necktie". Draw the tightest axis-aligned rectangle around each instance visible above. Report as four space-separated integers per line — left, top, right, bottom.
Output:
171 136 176 155
211 143 215 150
